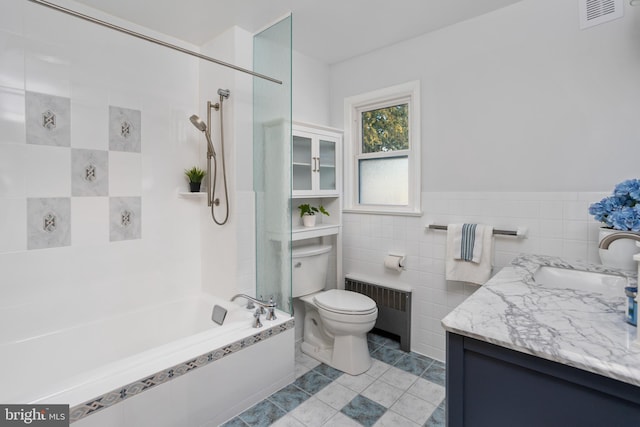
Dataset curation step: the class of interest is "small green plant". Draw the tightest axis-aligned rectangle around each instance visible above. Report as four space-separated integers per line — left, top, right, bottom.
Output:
298 203 330 218
184 166 206 183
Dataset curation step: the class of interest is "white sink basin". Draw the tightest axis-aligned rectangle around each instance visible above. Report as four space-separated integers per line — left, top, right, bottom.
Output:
533 266 627 294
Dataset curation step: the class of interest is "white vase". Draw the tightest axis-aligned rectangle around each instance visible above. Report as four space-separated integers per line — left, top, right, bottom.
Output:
598 228 640 271
302 214 316 227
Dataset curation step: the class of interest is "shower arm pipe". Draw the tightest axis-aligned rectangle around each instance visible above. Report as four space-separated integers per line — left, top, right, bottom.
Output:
27 0 283 85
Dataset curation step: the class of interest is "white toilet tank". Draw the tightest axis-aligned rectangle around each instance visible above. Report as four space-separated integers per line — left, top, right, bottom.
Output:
292 244 332 298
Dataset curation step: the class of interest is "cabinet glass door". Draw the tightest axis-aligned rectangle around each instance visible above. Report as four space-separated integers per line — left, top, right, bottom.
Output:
318 139 336 191
292 135 312 191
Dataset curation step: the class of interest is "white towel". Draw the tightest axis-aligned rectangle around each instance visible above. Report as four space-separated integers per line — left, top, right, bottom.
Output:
446 224 494 285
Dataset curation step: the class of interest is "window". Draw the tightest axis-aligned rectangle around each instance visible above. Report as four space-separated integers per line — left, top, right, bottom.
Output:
344 81 421 215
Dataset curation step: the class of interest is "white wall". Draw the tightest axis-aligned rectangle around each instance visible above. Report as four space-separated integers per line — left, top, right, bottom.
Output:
327 0 640 361
293 50 331 125
330 0 640 191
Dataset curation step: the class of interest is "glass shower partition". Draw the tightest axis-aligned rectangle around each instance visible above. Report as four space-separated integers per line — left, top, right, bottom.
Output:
253 16 293 314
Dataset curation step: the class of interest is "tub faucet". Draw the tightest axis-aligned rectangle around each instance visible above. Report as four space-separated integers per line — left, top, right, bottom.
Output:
598 231 640 249
231 294 276 308
231 294 276 315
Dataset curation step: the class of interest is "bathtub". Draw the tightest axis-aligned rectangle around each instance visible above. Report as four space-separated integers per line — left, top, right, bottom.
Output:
0 292 295 426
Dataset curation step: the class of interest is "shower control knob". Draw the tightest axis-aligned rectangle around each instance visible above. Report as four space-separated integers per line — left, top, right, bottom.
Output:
253 308 263 328
266 296 277 321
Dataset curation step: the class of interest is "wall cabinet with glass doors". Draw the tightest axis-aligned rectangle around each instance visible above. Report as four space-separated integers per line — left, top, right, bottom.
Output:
292 123 341 197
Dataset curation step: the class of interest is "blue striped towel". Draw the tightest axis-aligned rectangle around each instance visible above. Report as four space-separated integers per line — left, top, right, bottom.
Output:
446 224 494 284
460 224 477 261
454 223 485 263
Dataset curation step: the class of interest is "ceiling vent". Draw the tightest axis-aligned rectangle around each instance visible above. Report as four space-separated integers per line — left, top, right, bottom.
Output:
579 0 624 29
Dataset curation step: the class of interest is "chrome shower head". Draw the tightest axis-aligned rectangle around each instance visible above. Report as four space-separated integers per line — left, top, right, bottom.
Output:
217 88 230 99
189 114 215 158
190 114 207 132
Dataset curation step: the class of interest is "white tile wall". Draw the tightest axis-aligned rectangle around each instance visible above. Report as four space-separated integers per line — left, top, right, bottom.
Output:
0 143 25 198
342 191 608 361
0 87 26 142
24 145 72 197
109 151 142 197
235 190 257 297
0 198 26 253
71 197 109 246
0 0 203 319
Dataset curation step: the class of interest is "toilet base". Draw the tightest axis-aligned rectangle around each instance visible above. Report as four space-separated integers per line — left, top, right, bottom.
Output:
299 292 376 376
301 341 333 367
301 333 372 376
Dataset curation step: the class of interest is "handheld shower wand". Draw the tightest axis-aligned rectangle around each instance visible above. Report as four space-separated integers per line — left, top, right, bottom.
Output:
189 115 215 159
189 89 231 225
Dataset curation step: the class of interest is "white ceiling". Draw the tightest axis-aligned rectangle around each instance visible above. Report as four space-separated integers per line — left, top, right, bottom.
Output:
71 0 523 65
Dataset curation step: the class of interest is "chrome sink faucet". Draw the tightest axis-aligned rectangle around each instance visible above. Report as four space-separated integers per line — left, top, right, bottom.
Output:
598 231 640 249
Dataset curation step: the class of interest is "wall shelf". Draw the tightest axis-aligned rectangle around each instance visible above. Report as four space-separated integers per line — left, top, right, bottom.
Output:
178 191 206 198
292 224 341 241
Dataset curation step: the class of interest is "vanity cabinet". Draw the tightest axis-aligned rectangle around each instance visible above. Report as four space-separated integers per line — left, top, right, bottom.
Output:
292 123 341 197
446 332 640 427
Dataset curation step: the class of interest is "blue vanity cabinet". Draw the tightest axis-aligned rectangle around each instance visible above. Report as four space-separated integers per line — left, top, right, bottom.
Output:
446 332 640 427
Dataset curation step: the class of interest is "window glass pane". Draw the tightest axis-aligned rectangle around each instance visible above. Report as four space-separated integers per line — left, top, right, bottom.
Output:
358 156 408 205
361 104 409 153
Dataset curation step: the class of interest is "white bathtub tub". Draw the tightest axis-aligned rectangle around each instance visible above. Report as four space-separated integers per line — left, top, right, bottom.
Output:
0 292 295 425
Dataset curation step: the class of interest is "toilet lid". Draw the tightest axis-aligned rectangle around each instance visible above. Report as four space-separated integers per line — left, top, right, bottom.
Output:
313 289 377 314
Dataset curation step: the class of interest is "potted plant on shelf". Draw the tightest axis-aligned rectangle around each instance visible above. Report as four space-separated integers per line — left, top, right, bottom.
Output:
184 166 206 192
588 178 640 270
298 203 329 227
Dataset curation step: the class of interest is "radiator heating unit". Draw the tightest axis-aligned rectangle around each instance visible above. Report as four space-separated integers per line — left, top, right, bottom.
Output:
344 274 412 352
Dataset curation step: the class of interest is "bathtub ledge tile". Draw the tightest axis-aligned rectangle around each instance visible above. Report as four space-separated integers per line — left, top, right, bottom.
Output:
69 319 295 423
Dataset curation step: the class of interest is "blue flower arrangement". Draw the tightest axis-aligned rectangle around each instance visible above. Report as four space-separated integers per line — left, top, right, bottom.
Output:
589 179 640 232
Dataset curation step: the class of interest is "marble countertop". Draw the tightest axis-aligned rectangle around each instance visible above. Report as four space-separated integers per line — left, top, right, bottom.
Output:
441 254 640 387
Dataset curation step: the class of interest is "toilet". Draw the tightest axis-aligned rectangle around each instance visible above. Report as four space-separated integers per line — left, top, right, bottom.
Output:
293 244 378 375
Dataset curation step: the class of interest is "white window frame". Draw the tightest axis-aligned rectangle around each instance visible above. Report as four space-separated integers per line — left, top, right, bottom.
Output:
343 81 421 216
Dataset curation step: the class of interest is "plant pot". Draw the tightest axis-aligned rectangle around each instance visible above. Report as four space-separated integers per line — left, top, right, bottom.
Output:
189 182 201 193
302 214 316 227
598 227 640 271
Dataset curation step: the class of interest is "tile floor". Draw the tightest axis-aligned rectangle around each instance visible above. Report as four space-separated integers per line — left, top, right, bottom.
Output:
220 332 446 427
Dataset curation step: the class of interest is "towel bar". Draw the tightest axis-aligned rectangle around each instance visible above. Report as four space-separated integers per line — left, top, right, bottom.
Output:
426 224 527 238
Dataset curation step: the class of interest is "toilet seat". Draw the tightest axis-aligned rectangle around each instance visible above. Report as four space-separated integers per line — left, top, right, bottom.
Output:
313 289 377 315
